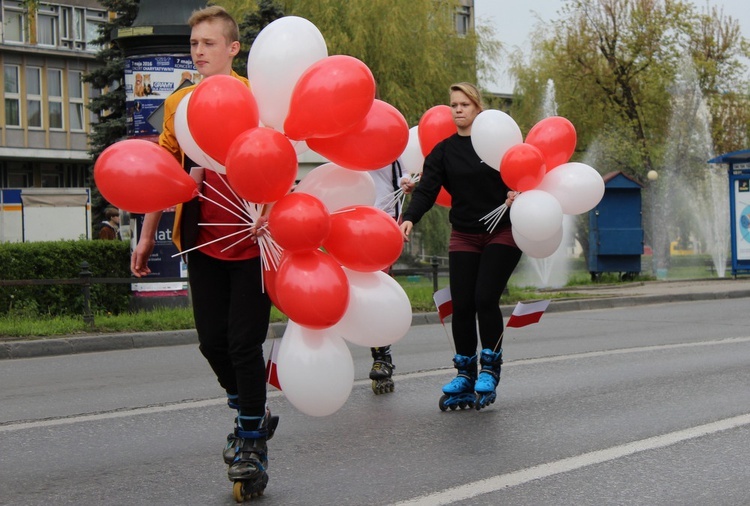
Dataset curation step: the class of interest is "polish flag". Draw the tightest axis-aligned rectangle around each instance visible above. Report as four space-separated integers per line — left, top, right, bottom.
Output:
433 286 453 324
265 339 281 390
506 300 550 328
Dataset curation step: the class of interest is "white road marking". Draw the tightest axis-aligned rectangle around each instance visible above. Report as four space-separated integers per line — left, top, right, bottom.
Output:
2 336 749 435
390 412 750 505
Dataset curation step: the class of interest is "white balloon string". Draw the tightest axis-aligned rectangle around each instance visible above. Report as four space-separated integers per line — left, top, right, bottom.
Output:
170 226 253 257
201 180 253 222
480 203 508 234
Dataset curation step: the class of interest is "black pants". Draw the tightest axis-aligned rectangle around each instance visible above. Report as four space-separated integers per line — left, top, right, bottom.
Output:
187 250 271 418
449 244 522 357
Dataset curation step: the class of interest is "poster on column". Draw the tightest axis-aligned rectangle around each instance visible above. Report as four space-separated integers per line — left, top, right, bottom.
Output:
124 55 202 137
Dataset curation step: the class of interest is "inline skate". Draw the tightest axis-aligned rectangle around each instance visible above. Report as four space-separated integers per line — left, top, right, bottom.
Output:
475 348 502 410
438 354 477 411
228 410 279 502
369 346 395 394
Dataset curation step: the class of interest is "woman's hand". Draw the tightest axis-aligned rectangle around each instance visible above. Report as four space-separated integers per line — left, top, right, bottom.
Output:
399 220 413 241
505 191 520 207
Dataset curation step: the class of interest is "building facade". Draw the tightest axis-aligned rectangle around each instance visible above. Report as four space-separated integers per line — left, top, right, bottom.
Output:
1 0 107 189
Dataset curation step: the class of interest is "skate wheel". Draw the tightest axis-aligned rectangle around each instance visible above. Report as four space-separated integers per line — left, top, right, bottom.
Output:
438 395 449 411
233 481 244 502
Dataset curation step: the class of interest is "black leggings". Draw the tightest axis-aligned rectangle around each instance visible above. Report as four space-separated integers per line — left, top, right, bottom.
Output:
449 244 522 357
187 250 271 418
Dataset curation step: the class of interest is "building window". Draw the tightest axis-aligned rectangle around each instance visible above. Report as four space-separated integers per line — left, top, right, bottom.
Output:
69 70 85 131
5 162 32 188
455 6 471 36
36 4 59 46
85 9 106 52
41 163 62 187
48 69 64 129
4 65 21 127
2 1 25 43
26 67 43 128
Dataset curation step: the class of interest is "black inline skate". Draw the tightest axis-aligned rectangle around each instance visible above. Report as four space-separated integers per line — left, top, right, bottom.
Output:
228 410 279 502
475 348 502 410
439 354 477 411
369 346 395 394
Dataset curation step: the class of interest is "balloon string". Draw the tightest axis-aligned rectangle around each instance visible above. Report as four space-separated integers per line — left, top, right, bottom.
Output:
170 226 252 257
202 180 254 222
480 203 508 234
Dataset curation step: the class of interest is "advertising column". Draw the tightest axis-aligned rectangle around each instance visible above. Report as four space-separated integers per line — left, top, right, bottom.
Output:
124 55 200 297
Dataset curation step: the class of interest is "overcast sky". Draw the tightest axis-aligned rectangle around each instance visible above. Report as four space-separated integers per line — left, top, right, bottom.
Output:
474 0 750 93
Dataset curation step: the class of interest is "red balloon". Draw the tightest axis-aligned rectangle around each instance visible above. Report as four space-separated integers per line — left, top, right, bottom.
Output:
268 193 330 252
436 187 452 208
525 116 577 171
262 265 285 313
306 100 409 171
284 55 376 141
418 105 457 156
275 250 350 329
323 206 403 272
94 139 197 214
225 127 298 204
187 75 259 165
500 143 547 192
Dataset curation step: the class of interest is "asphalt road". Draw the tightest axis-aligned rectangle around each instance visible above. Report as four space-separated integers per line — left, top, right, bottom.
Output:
2 298 750 505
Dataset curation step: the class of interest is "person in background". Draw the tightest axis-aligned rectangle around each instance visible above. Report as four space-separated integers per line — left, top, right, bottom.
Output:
98 207 120 240
399 82 522 411
367 158 414 394
129 6 277 500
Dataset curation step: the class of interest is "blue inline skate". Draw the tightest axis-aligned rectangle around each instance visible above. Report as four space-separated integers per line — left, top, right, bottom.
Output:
475 348 503 410
228 410 279 502
439 354 477 411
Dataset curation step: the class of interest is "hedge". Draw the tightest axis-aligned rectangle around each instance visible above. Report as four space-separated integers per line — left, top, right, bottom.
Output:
0 240 131 317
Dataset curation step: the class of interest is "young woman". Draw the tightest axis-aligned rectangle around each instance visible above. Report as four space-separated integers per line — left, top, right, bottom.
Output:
400 82 522 411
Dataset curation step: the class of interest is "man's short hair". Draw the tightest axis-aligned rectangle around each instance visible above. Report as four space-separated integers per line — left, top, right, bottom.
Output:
105 207 119 219
188 5 239 43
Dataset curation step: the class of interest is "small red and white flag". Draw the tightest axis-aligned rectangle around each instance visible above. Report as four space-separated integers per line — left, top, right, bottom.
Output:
265 339 281 390
433 286 453 324
506 300 550 328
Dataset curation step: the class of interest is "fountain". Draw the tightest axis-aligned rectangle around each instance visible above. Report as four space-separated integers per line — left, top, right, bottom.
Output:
657 58 729 277
521 79 575 288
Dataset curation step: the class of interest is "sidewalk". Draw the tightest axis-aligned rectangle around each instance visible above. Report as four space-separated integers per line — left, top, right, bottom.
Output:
3 277 750 360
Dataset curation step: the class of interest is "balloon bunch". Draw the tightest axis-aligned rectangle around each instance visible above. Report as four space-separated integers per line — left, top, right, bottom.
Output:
470 114 605 258
93 16 414 417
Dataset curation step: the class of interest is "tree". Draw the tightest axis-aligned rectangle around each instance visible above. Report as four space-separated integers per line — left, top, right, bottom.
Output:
510 0 749 273
83 0 139 223
279 0 497 125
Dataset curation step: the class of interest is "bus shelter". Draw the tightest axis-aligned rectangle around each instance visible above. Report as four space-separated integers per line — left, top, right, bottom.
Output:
708 149 750 277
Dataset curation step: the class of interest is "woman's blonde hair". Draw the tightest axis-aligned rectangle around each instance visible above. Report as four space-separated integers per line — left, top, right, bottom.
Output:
449 82 484 112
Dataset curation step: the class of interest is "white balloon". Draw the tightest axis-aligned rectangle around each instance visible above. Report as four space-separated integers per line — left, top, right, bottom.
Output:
175 92 225 173
509 189 563 241
536 162 605 215
470 110 523 170
512 225 563 258
331 269 412 348
295 163 376 212
277 322 354 417
247 16 328 132
400 126 424 175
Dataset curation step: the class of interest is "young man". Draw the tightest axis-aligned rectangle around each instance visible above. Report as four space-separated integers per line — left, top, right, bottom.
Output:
130 6 277 499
